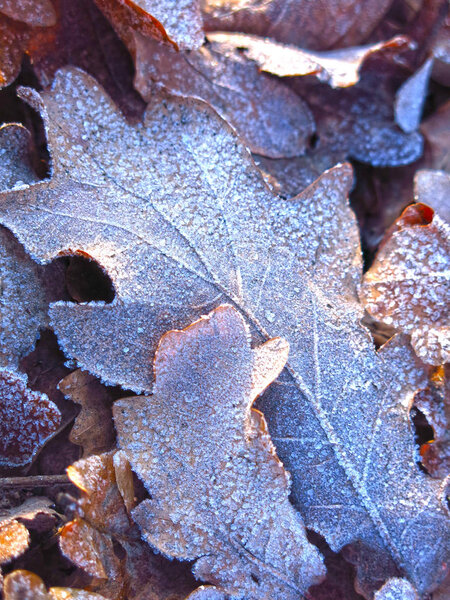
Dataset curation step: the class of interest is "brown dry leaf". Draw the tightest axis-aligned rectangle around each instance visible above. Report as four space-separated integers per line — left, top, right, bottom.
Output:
431 10 450 87
207 32 410 88
62 452 196 600
374 578 418 600
361 203 450 365
0 0 56 88
201 0 393 50
0 368 61 466
414 169 450 223
0 124 48 370
394 58 434 133
58 370 116 457
3 569 107 600
113 305 325 598
96 0 204 50
0 68 448 596
133 34 314 158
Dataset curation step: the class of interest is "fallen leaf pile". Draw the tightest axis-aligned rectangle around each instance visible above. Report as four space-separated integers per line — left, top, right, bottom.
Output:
0 1 448 599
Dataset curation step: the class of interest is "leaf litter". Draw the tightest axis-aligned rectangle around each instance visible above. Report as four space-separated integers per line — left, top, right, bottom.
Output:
0 3 449 599
0 67 448 598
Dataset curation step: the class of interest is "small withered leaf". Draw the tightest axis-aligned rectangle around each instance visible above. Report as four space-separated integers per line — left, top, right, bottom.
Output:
0 68 448 596
113 305 325 598
361 203 450 365
59 369 116 457
0 368 61 466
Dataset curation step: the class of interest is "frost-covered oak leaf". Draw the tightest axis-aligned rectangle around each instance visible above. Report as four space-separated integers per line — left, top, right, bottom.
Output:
0 124 48 370
361 203 450 365
113 305 325 598
0 68 448 596
0 368 61 466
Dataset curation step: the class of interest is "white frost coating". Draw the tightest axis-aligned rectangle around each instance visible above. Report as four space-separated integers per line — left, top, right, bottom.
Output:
0 68 448 596
0 368 61 466
133 0 204 49
0 124 48 369
114 305 325 598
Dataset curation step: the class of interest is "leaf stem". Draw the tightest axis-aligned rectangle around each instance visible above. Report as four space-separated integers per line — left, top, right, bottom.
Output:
0 475 71 489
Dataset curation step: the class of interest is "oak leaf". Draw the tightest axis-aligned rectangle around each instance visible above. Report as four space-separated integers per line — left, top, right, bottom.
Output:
0 124 47 370
0 368 61 466
361 203 450 365
201 0 393 50
113 304 326 598
0 68 448 596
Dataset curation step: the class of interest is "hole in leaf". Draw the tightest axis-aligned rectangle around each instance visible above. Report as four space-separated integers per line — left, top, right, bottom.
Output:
410 407 434 474
50 253 116 304
309 132 320 149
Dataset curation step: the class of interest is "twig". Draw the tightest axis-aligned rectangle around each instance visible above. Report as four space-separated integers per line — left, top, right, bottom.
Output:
0 475 71 489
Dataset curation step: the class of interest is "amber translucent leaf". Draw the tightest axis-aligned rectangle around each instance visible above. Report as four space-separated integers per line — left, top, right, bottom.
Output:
114 305 325 598
201 0 393 50
0 124 47 369
0 497 58 568
0 69 448 596
0 0 56 88
0 369 61 466
0 520 29 564
207 32 410 88
63 452 196 600
59 370 116 457
3 570 107 600
361 203 450 365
